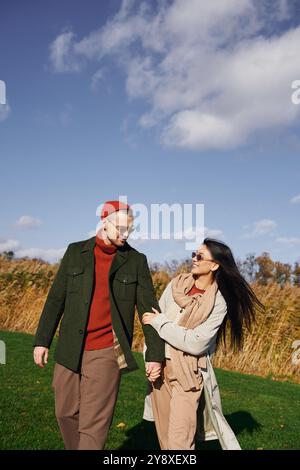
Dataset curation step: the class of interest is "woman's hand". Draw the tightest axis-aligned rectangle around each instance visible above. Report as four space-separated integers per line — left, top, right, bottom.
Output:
142 307 160 325
145 361 162 382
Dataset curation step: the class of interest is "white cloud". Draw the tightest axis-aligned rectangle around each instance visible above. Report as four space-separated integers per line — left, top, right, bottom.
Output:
241 219 277 238
49 30 83 73
204 227 224 239
120 114 139 148
0 237 67 263
174 225 224 241
276 0 290 21
14 215 42 229
14 247 66 263
0 238 21 252
163 250 180 262
128 237 148 247
161 111 240 149
290 194 300 204
90 68 106 91
275 237 300 245
48 0 300 150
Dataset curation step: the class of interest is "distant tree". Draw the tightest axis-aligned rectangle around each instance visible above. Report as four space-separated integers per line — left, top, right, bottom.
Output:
149 261 162 274
255 252 275 285
292 262 300 287
150 251 299 288
163 259 181 275
32 257 49 265
237 253 257 283
2 251 14 261
174 258 192 275
274 261 292 286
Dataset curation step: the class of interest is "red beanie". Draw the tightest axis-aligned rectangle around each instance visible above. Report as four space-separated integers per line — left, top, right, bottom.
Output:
100 200 131 220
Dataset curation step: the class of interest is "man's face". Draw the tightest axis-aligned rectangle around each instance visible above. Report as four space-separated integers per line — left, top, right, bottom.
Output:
103 212 134 247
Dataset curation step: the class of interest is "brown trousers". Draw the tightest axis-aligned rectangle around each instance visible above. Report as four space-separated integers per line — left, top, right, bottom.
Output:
52 346 121 450
151 359 203 450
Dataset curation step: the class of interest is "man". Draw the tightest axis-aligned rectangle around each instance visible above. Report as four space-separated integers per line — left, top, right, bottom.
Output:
33 200 165 450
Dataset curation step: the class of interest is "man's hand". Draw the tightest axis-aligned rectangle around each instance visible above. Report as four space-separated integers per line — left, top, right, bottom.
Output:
33 346 49 368
145 361 162 383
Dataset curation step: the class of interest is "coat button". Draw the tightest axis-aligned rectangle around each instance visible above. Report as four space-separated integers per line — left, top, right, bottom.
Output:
84 300 88 305
79 329 84 334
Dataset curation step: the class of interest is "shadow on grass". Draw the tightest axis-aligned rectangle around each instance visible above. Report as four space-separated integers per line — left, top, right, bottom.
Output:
118 411 261 450
226 410 262 436
196 411 261 450
118 420 160 450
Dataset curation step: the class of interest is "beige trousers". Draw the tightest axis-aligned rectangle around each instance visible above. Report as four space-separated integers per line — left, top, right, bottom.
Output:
52 346 121 450
151 358 203 450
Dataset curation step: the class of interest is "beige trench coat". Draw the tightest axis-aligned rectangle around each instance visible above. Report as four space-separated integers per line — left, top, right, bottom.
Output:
142 281 241 450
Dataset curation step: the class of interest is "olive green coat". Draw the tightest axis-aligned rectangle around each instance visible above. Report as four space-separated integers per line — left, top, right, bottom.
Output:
33 236 165 374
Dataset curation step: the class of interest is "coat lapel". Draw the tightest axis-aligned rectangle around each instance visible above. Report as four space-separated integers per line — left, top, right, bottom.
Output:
80 236 129 292
109 245 128 277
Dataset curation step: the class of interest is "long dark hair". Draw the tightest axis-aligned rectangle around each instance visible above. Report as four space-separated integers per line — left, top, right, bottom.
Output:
203 237 264 352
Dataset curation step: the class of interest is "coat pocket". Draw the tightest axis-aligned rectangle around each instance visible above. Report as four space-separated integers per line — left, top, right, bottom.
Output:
66 265 84 292
114 273 137 301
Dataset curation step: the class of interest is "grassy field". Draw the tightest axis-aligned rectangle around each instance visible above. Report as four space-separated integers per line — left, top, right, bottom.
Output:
0 330 299 450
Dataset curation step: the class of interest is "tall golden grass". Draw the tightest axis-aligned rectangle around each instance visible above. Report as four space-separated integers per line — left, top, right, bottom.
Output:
1 255 299 383
212 281 300 383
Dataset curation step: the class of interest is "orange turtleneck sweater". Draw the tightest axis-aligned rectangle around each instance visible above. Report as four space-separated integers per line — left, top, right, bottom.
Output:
84 235 117 351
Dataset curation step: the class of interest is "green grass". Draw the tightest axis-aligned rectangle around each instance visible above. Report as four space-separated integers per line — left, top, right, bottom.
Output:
0 330 299 450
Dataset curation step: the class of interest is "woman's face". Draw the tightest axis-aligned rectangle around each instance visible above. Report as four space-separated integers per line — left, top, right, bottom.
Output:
190 243 219 276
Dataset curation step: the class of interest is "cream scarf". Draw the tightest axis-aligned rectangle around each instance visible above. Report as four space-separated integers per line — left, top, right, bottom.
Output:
168 272 218 391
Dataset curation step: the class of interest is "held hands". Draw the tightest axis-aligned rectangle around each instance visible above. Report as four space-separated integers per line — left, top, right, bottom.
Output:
145 361 162 383
33 346 49 368
142 307 160 325
143 308 162 382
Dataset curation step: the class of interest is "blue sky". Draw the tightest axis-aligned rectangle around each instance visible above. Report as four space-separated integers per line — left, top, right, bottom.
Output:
0 0 300 265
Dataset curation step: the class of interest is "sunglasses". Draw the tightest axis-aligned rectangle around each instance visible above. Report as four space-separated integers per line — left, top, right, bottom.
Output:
191 252 216 262
107 219 135 236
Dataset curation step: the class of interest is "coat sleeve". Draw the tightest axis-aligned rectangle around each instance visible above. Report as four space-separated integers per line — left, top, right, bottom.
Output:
158 281 172 312
136 254 165 363
150 294 227 356
33 244 70 349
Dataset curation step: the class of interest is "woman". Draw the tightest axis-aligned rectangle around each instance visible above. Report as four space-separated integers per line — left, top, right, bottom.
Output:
142 238 264 451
